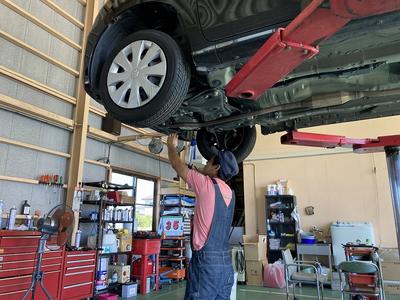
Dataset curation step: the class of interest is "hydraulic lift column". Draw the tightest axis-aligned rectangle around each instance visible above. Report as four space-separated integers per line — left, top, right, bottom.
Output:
385 146 400 257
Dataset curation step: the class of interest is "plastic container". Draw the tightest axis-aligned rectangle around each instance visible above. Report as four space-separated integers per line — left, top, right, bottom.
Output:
7 206 17 230
132 239 161 255
102 230 119 253
122 282 137 298
98 293 118 300
301 233 317 244
75 230 81 248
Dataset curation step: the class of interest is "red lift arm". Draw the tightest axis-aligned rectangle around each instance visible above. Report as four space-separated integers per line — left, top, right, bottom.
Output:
281 130 400 257
281 131 400 153
225 0 400 100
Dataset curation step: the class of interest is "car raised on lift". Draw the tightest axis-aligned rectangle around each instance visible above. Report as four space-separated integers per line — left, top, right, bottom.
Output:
84 0 400 162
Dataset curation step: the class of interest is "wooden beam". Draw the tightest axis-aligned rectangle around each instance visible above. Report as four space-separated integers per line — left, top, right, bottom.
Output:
0 175 39 185
0 66 77 104
1 0 82 51
161 178 179 184
39 0 84 29
66 0 96 244
0 136 71 158
88 126 118 142
89 105 106 117
87 126 169 162
0 30 79 77
77 0 87 6
88 106 168 144
84 158 110 168
0 93 74 129
0 175 67 188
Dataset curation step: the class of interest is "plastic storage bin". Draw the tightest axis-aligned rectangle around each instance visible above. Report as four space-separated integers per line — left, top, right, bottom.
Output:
98 293 118 300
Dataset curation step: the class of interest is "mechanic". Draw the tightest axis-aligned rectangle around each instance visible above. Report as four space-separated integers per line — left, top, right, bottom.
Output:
167 133 239 300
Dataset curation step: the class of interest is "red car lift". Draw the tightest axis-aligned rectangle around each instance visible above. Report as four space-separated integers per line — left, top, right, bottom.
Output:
226 0 400 100
281 131 400 257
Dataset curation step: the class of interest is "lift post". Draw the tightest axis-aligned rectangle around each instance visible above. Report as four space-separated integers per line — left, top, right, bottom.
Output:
281 131 400 257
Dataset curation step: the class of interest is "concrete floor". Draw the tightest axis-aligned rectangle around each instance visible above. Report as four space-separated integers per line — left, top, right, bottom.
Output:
131 282 399 299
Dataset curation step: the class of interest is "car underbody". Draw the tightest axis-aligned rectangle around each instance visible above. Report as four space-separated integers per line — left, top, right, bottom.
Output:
164 12 400 137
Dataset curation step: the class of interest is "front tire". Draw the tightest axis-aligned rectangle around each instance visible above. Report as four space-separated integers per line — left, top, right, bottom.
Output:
99 29 190 127
197 127 257 163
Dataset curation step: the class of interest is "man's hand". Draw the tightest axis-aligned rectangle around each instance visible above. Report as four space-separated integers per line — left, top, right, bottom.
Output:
167 133 188 181
167 133 179 150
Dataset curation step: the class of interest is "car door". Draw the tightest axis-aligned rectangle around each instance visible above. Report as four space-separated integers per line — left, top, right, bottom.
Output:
196 0 301 64
197 0 301 41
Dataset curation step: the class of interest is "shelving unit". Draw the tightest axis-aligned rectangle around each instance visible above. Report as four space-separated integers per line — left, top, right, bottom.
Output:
159 188 195 282
79 181 135 297
160 188 196 239
266 195 298 263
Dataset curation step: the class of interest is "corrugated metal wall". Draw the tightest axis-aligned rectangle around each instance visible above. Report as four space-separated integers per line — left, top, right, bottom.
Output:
0 0 175 215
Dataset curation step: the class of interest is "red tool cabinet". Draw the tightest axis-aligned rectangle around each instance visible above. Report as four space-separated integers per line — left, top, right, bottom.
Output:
61 250 96 300
0 230 64 300
132 239 161 294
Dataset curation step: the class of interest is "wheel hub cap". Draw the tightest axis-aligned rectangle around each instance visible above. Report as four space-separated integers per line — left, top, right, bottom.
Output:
107 40 167 109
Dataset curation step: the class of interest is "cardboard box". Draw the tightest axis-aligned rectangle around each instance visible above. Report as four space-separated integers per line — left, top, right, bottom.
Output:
118 234 132 252
243 235 267 261
384 281 400 295
381 261 400 281
119 191 135 204
379 248 399 261
108 264 130 284
246 260 267 286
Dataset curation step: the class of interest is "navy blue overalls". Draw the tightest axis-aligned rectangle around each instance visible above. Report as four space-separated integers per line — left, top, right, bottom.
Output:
184 178 236 300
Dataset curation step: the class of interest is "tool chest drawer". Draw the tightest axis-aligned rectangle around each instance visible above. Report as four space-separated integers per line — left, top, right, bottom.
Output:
64 269 95 286
0 231 65 299
0 262 62 278
0 249 62 262
65 257 96 268
65 263 96 274
62 282 93 299
61 250 96 299
65 250 96 261
0 270 61 299
0 256 63 271
0 236 40 247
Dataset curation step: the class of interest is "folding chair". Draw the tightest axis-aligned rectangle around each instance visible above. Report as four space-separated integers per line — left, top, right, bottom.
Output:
338 261 385 300
282 249 326 300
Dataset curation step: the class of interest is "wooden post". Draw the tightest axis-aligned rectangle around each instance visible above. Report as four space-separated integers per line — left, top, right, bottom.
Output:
66 0 97 244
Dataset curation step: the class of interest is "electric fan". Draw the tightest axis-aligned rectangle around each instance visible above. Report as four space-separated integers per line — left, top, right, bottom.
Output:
22 205 75 300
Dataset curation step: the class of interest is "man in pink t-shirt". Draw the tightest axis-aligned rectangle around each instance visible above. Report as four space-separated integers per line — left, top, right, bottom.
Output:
167 133 239 300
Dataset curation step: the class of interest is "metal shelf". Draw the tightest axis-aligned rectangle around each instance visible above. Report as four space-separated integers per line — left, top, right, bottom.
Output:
103 220 134 224
269 221 295 225
82 200 134 206
99 251 131 256
83 181 133 191
160 256 186 261
160 247 185 251
79 218 98 223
